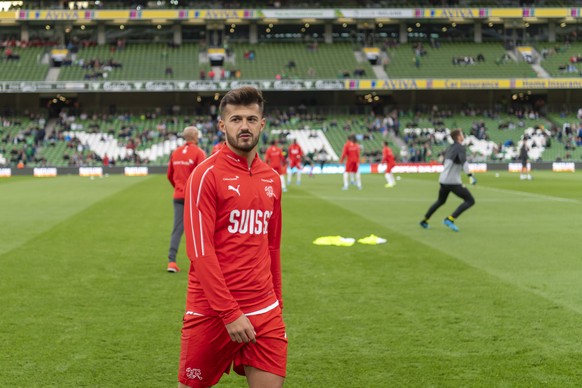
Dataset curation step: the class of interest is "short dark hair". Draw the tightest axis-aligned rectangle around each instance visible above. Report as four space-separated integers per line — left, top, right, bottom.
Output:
219 86 265 118
450 129 463 142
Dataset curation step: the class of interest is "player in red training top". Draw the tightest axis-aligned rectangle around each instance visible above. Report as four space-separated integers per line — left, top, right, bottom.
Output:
286 138 304 186
264 139 288 192
340 134 362 190
166 126 206 273
382 141 397 188
211 140 226 155
179 86 286 388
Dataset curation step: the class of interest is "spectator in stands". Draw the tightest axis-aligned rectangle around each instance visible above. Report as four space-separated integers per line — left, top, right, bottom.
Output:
353 68 366 77
559 63 578 74
4 47 19 60
165 66 173 77
576 125 582 147
495 53 511 65
165 126 206 273
243 49 255 60
286 59 296 71
341 70 350 78
307 41 318 52
412 43 427 57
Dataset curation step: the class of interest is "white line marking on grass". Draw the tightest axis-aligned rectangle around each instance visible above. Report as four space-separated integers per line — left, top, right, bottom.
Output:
286 194 577 203
481 186 580 204
287 195 417 202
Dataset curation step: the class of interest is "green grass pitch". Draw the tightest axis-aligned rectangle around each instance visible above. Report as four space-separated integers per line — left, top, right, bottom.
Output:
1 171 582 386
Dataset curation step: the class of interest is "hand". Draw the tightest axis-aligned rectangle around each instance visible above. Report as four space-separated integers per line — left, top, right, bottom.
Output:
225 314 256 343
469 175 477 185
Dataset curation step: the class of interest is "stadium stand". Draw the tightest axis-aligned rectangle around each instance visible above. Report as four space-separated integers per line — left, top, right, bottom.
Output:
385 42 537 79
0 115 49 166
3 1 582 169
0 46 49 81
537 42 582 78
58 43 201 81
231 42 376 80
270 129 338 161
3 105 575 168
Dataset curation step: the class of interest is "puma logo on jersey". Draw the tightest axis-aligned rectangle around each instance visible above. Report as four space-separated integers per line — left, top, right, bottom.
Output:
261 178 274 183
228 209 272 235
228 185 240 196
223 176 239 181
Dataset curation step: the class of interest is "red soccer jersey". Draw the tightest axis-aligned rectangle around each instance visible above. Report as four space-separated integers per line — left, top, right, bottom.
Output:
382 145 396 168
287 143 303 168
264 145 286 174
340 140 360 165
167 141 207 199
211 141 226 155
183 146 283 325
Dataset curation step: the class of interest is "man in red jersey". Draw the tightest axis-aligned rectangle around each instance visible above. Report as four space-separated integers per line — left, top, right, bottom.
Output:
211 140 226 155
340 134 362 190
166 126 206 273
286 138 304 186
264 139 288 192
179 86 286 388
382 140 397 188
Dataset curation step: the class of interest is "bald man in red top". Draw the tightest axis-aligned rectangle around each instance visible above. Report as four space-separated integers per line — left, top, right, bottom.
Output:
166 126 206 273
179 87 286 388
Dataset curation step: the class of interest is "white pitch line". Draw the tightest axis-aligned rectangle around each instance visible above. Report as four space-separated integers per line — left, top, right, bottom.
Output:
286 192 580 204
480 186 580 204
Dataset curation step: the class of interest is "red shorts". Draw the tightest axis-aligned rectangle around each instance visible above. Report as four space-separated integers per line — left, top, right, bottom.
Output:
385 163 395 173
178 306 287 387
344 162 359 173
289 161 302 170
273 166 286 175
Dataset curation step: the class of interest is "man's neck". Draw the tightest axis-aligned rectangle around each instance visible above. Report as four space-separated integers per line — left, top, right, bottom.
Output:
226 144 256 168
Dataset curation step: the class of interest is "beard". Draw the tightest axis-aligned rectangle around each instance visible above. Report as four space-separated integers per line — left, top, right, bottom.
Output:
225 130 259 153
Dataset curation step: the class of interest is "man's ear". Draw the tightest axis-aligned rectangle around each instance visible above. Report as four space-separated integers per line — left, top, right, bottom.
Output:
218 119 225 134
